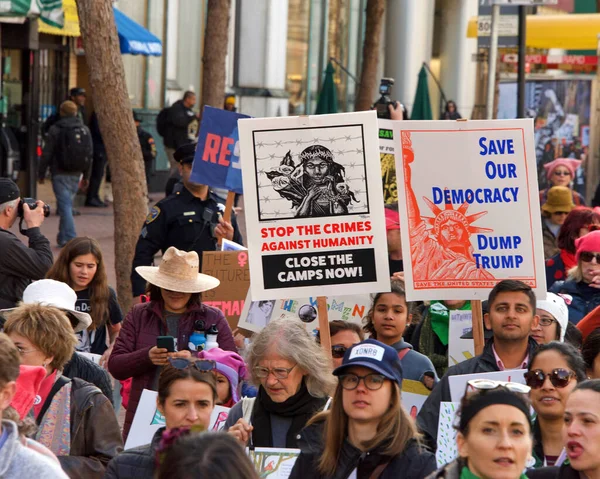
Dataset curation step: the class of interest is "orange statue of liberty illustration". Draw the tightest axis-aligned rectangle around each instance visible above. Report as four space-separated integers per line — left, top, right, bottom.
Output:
402 131 495 281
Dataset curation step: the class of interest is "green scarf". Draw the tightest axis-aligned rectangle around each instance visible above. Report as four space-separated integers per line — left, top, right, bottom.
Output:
460 466 527 479
429 301 471 346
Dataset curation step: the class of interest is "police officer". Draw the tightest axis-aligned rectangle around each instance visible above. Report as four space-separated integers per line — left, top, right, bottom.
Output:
130 142 243 298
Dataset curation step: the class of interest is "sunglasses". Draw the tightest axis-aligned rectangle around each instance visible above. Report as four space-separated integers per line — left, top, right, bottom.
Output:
339 373 387 391
331 345 349 359
580 252 600 263
524 368 576 389
466 379 531 394
168 358 216 372
553 171 571 177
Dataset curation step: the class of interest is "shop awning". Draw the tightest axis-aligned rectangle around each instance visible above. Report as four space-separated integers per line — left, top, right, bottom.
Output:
467 14 600 50
39 3 162 56
0 0 63 27
113 8 162 56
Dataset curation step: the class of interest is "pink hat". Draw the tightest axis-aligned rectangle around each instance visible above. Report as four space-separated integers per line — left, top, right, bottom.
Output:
10 365 46 419
197 348 248 403
385 208 400 232
544 158 582 181
575 230 600 260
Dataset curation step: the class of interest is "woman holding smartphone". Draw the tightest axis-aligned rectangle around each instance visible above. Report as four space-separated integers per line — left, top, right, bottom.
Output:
108 247 235 440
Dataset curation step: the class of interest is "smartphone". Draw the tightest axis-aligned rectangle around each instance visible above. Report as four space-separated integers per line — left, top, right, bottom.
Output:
157 336 175 353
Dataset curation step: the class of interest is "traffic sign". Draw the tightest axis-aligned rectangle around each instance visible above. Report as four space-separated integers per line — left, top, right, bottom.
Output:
477 15 518 37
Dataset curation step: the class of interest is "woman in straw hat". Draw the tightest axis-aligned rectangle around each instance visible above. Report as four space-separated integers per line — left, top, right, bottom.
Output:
108 246 236 440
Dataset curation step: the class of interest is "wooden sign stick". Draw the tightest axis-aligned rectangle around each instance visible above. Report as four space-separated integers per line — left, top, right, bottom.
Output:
218 191 237 246
317 296 332 360
471 299 485 356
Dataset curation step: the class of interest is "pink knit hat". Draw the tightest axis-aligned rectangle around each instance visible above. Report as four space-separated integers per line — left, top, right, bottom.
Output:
544 158 582 181
197 348 248 403
575 230 600 260
10 365 46 419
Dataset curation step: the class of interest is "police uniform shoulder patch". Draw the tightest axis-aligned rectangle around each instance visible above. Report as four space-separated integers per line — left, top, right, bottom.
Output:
146 206 161 224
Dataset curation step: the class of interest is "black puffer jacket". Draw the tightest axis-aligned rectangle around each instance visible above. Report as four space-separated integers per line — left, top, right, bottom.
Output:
63 352 113 406
289 422 436 479
104 428 162 479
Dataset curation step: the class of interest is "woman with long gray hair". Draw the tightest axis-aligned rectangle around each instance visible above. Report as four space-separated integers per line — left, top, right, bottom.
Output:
225 318 336 448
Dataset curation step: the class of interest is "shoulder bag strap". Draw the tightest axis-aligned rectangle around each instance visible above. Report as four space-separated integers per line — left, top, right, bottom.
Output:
368 460 391 479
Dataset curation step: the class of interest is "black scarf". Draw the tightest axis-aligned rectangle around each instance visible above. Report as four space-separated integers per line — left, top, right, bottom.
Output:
252 381 327 448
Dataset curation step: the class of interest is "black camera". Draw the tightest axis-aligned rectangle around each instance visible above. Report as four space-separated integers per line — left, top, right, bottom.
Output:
18 198 50 218
373 78 395 119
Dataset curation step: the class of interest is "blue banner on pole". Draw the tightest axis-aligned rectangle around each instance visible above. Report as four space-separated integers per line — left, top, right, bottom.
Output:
190 106 250 194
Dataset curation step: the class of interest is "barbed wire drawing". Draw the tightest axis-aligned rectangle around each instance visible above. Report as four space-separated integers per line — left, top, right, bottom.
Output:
253 125 369 221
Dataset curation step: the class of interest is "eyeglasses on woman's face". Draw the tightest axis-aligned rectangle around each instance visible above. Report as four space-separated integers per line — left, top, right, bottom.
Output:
525 368 576 389
339 373 387 391
580 252 600 264
539 317 557 327
254 364 297 379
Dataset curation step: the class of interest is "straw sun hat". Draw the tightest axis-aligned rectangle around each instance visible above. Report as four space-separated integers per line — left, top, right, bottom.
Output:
135 247 220 293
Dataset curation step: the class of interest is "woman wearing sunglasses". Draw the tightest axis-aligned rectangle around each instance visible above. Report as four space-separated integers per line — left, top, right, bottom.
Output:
108 247 235 440
316 320 364 368
225 319 336 449
539 158 585 208
429 381 533 479
290 339 436 479
531 294 569 345
550 230 600 324
524 342 587 469
105 358 217 479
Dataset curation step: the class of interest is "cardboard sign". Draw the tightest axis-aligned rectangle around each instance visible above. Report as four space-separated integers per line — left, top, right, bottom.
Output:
379 119 399 205
190 106 250 193
448 310 476 367
125 389 230 450
393 119 546 301
238 111 390 300
448 369 527 402
201 251 250 331
237 289 371 334
247 447 300 479
436 402 460 467
401 379 431 419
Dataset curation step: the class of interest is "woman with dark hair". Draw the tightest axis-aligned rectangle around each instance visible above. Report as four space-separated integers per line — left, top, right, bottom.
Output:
108 247 234 439
528 380 600 478
551 230 600 324
429 382 533 479
525 342 587 468
156 431 258 479
363 279 438 388
316 320 364 368
442 100 461 120
105 361 217 479
46 237 122 364
582 328 600 379
545 207 600 289
290 339 436 478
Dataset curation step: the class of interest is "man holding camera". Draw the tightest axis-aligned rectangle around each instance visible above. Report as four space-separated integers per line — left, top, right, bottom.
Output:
0 178 53 309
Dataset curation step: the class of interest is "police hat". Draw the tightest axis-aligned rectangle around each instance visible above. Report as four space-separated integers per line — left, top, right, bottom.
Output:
69 87 86 97
174 142 197 164
133 111 141 122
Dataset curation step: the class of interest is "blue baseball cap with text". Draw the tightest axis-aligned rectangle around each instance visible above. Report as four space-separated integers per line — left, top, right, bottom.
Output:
333 339 403 387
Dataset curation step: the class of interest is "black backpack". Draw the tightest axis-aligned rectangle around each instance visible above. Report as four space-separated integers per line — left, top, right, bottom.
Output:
57 123 93 173
156 106 169 137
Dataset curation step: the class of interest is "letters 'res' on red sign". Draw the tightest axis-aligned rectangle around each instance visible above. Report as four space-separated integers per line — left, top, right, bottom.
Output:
203 133 235 167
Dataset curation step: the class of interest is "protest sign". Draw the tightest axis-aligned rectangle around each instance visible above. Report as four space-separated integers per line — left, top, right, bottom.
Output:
125 389 230 450
247 448 300 479
436 402 460 467
238 111 389 300
237 289 370 334
201 251 250 331
190 106 250 193
448 310 476 367
379 119 398 205
394 119 546 301
222 238 247 251
448 369 527 402
401 379 431 418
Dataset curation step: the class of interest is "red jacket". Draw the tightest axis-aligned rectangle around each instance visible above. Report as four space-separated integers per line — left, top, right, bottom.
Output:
107 300 235 439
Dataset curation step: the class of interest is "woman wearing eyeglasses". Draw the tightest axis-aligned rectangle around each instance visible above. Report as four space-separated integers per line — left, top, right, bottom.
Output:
531 294 569 345
539 158 585 208
108 247 235 440
105 359 217 479
550 230 600 324
225 318 336 449
316 320 364 368
541 187 575 259
525 342 587 469
290 339 436 479
428 381 533 479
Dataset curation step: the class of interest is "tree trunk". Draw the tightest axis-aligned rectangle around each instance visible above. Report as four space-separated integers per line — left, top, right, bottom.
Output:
76 0 148 314
354 0 385 111
200 0 231 120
